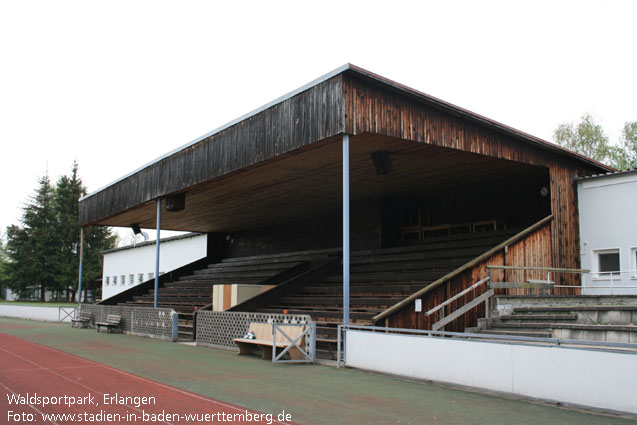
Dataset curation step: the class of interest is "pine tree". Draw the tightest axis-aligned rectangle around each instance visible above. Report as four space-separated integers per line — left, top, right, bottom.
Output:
53 160 84 301
53 161 117 302
5 162 117 302
0 232 10 295
6 173 57 300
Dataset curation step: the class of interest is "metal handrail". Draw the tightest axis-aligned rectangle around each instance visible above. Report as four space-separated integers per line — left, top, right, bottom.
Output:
336 323 637 368
487 266 637 293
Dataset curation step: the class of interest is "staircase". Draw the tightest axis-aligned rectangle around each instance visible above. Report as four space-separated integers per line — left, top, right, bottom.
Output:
468 295 637 343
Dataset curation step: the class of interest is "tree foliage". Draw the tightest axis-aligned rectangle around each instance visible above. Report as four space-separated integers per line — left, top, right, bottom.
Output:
5 174 57 300
4 162 117 301
616 121 637 170
554 114 637 170
0 232 10 291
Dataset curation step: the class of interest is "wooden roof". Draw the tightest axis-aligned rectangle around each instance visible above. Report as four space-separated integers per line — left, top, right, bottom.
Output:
79 65 610 230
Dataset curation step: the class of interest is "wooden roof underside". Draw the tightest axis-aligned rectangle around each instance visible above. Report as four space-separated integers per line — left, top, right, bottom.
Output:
96 133 549 232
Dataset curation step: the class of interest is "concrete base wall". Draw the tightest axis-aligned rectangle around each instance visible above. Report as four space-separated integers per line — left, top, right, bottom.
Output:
0 304 75 322
345 329 637 415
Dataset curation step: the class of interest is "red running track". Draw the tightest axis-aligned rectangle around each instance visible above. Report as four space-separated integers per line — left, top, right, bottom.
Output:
0 332 296 424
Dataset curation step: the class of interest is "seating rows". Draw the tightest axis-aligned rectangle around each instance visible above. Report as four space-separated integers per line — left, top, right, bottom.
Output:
252 230 516 357
120 230 514 349
120 248 338 340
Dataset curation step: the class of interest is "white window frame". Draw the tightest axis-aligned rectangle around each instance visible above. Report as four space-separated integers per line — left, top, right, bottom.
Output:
129 274 134 285
630 247 637 279
591 248 621 280
138 273 144 283
120 274 125 285
105 276 110 286
113 276 117 285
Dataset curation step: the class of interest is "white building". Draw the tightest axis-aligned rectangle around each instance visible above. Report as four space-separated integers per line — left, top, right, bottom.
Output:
102 233 207 300
577 169 637 295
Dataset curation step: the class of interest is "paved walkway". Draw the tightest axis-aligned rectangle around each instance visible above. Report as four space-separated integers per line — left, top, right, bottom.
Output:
0 318 633 425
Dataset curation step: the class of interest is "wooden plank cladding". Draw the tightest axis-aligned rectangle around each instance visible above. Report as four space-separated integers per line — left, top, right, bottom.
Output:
79 75 345 226
383 217 554 332
341 72 601 271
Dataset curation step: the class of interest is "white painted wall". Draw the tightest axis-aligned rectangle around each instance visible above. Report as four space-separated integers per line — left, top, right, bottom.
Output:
0 304 75 322
102 233 207 300
578 172 637 295
346 330 637 415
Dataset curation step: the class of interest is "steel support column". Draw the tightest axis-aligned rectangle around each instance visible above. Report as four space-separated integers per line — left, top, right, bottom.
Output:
342 134 350 325
154 198 162 308
77 227 84 304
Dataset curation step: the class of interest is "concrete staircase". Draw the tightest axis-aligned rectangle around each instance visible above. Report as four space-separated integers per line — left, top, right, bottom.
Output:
467 295 637 344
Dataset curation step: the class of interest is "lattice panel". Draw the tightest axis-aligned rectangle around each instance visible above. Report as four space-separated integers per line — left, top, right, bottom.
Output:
131 308 174 340
78 304 174 340
196 311 313 351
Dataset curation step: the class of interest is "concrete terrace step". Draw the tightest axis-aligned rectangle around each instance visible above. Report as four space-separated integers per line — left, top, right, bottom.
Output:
506 305 637 326
469 329 553 338
500 313 578 321
493 322 637 332
513 305 637 312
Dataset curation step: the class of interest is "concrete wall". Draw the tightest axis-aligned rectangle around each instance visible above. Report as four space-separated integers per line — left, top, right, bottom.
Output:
102 234 207 300
345 329 637 415
578 172 637 295
0 304 75 322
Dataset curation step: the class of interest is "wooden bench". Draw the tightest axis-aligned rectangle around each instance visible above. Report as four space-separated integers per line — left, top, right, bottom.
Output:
96 314 122 333
71 311 92 328
233 323 306 360
71 311 93 328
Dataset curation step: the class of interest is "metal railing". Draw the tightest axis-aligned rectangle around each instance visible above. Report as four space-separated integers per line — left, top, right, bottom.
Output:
578 270 637 295
58 306 77 322
272 322 316 364
336 323 637 368
424 264 637 332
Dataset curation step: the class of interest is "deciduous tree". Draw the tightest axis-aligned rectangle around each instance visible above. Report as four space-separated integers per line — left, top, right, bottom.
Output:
554 114 636 170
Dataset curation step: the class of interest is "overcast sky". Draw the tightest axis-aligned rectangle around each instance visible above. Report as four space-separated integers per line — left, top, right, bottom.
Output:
1 0 635 242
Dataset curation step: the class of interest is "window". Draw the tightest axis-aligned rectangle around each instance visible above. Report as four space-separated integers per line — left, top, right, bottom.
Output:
631 247 637 279
129 274 134 285
138 273 144 283
148 272 154 280
593 249 620 279
121 275 125 285
113 276 117 285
